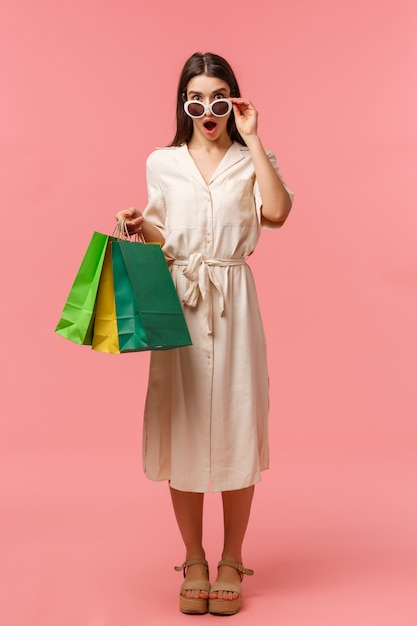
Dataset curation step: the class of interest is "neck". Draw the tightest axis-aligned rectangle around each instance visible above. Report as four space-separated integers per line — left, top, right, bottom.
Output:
188 134 233 152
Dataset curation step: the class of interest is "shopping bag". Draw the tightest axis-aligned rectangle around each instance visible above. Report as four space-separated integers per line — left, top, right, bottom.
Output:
111 240 192 351
56 224 192 353
91 243 121 354
55 232 109 344
109 241 148 352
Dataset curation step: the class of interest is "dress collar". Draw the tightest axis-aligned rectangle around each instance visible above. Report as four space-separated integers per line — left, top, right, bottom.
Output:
173 142 248 186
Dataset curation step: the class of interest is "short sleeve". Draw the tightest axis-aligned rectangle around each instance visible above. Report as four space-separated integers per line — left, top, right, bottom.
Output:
254 150 294 229
142 154 166 237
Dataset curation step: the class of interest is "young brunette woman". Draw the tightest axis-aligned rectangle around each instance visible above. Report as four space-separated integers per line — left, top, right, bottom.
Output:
116 52 293 616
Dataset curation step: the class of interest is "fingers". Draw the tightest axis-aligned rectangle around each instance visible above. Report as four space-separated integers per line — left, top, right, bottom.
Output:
230 97 256 113
230 97 252 105
230 98 258 137
116 207 140 220
125 215 144 235
115 208 144 235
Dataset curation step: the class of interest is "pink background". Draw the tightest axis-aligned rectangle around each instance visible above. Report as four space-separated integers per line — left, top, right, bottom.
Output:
1 1 416 624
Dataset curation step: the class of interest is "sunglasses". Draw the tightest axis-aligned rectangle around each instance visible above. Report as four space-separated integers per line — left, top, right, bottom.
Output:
183 98 232 119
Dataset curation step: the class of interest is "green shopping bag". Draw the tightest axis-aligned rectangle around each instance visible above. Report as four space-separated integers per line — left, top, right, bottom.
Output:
109 241 148 352
111 240 192 351
55 232 109 344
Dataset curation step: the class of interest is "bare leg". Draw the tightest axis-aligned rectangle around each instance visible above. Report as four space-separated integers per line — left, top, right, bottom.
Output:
209 485 255 601
170 486 209 599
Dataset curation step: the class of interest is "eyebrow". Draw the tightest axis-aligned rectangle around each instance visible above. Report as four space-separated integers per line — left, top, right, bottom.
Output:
188 88 228 96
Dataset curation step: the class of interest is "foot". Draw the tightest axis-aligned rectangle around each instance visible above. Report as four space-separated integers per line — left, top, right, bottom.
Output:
208 560 253 615
209 561 246 601
174 557 210 602
181 562 210 599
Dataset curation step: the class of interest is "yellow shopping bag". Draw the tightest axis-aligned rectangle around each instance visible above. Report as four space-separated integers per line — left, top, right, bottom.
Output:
91 244 120 354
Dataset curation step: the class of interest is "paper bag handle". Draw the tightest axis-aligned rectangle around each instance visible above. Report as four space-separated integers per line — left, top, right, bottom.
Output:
113 218 145 243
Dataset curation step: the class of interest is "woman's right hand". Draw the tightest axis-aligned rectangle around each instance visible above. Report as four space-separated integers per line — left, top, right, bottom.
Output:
115 207 145 235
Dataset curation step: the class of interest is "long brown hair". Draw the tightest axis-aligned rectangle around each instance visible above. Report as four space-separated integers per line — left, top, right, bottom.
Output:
169 52 246 147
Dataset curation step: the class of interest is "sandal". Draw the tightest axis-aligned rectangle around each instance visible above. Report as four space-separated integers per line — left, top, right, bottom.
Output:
174 558 210 614
209 559 254 615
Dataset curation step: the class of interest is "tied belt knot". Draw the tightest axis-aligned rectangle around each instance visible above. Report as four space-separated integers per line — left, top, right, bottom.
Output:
173 253 246 335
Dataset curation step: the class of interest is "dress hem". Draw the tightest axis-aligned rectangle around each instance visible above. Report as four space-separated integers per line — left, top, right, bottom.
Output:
143 466 268 493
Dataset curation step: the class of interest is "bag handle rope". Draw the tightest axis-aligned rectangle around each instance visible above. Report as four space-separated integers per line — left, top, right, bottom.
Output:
113 218 145 243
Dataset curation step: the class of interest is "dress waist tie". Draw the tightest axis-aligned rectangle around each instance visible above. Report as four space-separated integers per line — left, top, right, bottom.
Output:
172 252 246 335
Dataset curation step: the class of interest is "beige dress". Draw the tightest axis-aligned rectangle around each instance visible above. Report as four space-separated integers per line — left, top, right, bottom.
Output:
142 142 293 493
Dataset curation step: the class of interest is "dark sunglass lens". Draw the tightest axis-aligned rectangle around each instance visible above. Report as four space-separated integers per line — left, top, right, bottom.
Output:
187 102 205 117
212 100 229 116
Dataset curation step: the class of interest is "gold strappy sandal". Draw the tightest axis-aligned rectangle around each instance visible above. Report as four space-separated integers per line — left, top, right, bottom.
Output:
174 558 210 614
209 559 254 615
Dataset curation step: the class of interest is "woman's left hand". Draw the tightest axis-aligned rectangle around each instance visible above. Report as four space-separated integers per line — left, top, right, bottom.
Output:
231 98 258 137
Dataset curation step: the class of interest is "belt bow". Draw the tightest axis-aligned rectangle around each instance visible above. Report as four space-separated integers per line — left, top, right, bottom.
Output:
173 253 245 335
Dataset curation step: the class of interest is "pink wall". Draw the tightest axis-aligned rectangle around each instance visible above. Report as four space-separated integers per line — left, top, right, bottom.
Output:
1 1 416 624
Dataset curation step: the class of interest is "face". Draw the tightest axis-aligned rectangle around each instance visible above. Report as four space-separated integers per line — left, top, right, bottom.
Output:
185 75 232 141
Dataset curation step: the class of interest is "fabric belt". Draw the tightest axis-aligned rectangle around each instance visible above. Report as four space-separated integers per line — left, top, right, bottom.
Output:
172 252 246 334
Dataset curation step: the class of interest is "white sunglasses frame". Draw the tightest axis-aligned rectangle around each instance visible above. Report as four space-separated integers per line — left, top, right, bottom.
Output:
183 98 232 119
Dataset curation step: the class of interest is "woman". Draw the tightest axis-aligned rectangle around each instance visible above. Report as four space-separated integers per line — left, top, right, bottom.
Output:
117 51 293 616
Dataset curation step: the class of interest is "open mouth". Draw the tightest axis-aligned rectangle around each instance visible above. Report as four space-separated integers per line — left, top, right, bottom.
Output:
204 121 217 131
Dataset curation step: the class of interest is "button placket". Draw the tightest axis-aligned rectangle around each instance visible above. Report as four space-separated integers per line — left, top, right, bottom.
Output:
205 189 214 253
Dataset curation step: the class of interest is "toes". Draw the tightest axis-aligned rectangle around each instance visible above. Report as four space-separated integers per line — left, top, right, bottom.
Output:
182 589 208 599
225 591 236 601
210 590 239 601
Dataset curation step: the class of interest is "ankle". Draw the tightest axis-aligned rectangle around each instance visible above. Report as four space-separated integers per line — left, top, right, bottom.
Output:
221 553 242 564
185 550 206 562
